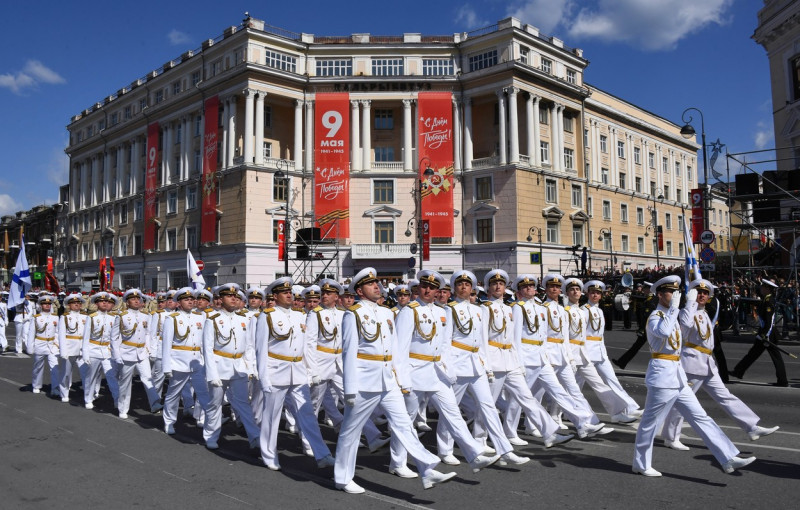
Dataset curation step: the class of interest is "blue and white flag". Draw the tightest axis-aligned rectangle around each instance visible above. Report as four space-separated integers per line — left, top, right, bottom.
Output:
8 238 31 309
187 249 206 290
683 215 702 285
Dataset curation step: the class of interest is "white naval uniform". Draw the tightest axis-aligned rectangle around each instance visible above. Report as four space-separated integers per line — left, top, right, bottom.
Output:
0 301 8 351
244 308 264 425
255 305 332 467
203 309 260 445
26 311 60 393
81 311 120 406
505 300 594 436
474 298 559 442
14 300 34 353
148 309 167 398
112 309 162 415
633 304 740 472
162 310 211 428
581 303 640 413
661 299 761 442
57 311 88 400
437 298 514 457
333 300 441 487
390 300 485 469
566 302 629 416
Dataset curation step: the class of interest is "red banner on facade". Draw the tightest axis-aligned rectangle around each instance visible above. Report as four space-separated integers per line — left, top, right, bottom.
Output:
144 122 160 251
656 226 664 251
417 92 454 237
277 220 286 261
690 188 704 243
421 220 430 261
314 93 350 238
201 96 220 244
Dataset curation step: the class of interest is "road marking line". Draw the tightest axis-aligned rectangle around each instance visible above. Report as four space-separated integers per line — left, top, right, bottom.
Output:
163 471 190 482
0 375 26 386
57 427 74 434
215 491 252 506
34 416 48 424
86 439 105 448
14 408 27 414
121 452 144 463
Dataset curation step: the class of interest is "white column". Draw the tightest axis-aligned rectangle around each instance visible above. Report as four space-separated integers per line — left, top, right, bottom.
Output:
184 116 191 180
464 97 473 171
497 90 507 165
452 97 462 172
91 156 99 206
130 139 138 194
81 161 89 209
642 140 649 191
165 123 174 185
656 145 664 192
227 96 237 168
557 105 565 171
294 99 303 170
103 151 111 202
361 100 371 171
305 100 314 173
591 121 600 183
403 99 413 172
350 100 360 171
549 103 557 170
116 147 123 197
243 89 255 164
221 100 228 169
527 94 537 167
507 87 519 164
255 92 265 165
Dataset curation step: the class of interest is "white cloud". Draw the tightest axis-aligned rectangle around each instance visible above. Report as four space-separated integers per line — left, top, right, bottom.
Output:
0 193 22 216
168 29 191 46
455 5 491 30
0 60 65 94
507 0 733 51
753 121 773 150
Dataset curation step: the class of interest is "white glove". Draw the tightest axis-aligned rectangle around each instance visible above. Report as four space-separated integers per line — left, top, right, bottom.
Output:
115 358 124 366
261 383 275 393
311 375 321 386
487 372 495 383
164 371 173 379
345 394 356 407
670 291 682 310
686 289 698 302
210 379 223 388
755 334 763 342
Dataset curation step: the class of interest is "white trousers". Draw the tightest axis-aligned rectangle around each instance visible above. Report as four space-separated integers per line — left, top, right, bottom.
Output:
163 362 211 427
633 384 739 471
260 383 332 467
150 357 165 398
0 323 7 350
58 355 86 400
661 372 761 442
205 376 259 444
475 369 558 441
437 373 513 457
83 358 119 405
593 357 640 412
31 352 59 393
575 361 629 416
334 388 440 486
551 363 601 424
15 322 30 353
117 358 161 415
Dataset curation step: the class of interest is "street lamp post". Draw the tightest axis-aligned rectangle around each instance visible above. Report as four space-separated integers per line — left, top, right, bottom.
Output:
680 107 709 232
406 163 435 271
526 226 544 283
275 169 290 276
598 228 614 277
645 190 664 268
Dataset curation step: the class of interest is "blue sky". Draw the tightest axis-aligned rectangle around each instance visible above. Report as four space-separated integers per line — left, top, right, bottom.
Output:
0 0 769 215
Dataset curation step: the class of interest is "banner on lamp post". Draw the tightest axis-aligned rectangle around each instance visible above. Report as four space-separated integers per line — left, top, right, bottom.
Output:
144 122 160 251
422 220 430 262
277 220 286 261
314 93 350 239
201 96 220 245
690 188 704 244
417 92 455 238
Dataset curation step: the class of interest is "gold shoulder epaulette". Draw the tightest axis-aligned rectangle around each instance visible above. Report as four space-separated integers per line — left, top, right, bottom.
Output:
292 306 304 312
204 307 213 313
391 306 399 312
447 301 458 308
169 312 180 317
118 311 128 316
33 313 41 318
515 300 526 306
348 303 361 312
209 313 220 320
313 305 323 312
235 310 248 316
192 310 203 315
408 301 420 308
89 312 98 317
655 311 665 318
336 305 346 311
565 306 571 311
482 301 491 307
262 307 275 313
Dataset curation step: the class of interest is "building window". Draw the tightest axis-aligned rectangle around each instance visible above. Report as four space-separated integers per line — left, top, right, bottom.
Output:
71 216 78 234
587 197 593 217
263 142 272 159
572 224 583 246
475 218 493 243
540 141 550 163
106 207 114 227
422 59 454 76
540 57 552 74
634 146 641 165
600 135 608 153
139 98 147 111
566 69 576 84
563 148 574 169
601 168 609 185
678 214 684 231
172 81 181 96
316 59 353 76
272 219 281 243
545 179 557 203
273 174 288 202
602 234 611 251
166 229 177 251
92 241 100 259
636 207 644 225
94 210 102 230
792 55 800 100
635 176 642 193
191 71 201 86
373 179 394 204
619 172 626 189
621 235 629 252
133 234 142 255
664 185 670 200
124 105 132 120
194 150 202 174
620 204 629 223
666 240 673 256
186 186 197 210
638 237 645 254
374 109 393 130
167 190 178 214
186 226 198 249
563 115 573 133
374 221 394 243
81 243 89 261
371 58 404 76
110 112 119 126
475 176 493 201
571 185 582 207
155 90 164 104
687 165 693 182
602 200 611 220
650 181 657 196
134 199 143 221
676 188 682 203
468 49 497 72
675 161 681 177
648 152 655 168
546 220 559 243
662 157 669 173
82 214 89 232
118 236 127 257
265 49 296 72
539 107 549 125
374 146 395 161
665 213 673 230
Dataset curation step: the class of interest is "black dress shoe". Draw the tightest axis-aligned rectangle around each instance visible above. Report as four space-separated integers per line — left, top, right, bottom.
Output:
773 381 789 387
612 359 625 369
728 370 743 379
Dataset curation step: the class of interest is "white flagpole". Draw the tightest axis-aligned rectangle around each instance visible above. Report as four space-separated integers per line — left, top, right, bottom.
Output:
187 250 206 290
683 215 702 285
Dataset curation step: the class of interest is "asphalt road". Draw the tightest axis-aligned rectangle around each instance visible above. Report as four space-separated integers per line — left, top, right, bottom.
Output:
1 323 798 510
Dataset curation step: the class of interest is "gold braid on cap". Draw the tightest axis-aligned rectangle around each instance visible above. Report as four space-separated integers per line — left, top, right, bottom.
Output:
451 305 473 335
413 308 437 341
316 309 338 341
488 303 507 334
694 315 711 341
266 312 293 341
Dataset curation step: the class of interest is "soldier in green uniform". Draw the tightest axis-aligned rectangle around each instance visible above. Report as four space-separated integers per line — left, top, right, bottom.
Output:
613 289 658 370
730 279 788 387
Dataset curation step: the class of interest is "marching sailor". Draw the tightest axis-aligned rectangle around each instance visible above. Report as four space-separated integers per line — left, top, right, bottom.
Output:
27 294 60 396
81 292 120 409
57 293 88 402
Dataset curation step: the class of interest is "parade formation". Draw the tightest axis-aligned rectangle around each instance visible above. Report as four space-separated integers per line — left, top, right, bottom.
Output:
0 265 784 495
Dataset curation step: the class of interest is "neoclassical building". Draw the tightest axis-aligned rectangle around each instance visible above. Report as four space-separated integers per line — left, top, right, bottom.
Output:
61 15 698 291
